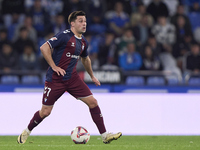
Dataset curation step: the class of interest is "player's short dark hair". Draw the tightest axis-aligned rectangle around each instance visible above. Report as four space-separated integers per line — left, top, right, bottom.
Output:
68 11 86 25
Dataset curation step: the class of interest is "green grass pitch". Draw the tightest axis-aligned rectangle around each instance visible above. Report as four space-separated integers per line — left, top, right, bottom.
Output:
0 136 199 150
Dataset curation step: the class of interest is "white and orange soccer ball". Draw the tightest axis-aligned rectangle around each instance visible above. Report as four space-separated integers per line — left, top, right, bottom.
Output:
71 126 90 144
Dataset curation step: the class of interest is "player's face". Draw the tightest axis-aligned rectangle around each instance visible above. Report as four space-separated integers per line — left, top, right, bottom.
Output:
74 16 87 34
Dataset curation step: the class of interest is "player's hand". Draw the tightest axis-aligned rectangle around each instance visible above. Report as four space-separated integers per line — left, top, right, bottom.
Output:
91 76 101 86
52 66 66 76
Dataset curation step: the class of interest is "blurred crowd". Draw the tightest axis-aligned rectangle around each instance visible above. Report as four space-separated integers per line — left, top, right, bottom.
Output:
0 0 200 82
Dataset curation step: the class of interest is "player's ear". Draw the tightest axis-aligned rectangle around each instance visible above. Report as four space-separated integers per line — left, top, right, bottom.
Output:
71 21 75 27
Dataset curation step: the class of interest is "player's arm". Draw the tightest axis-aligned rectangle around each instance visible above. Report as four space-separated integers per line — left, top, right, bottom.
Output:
81 56 100 86
40 42 66 76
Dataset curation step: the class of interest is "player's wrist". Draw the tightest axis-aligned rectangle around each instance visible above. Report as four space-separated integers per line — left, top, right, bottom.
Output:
90 75 95 79
51 64 57 69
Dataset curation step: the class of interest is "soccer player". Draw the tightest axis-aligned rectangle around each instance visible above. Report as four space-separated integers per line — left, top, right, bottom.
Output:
17 11 122 144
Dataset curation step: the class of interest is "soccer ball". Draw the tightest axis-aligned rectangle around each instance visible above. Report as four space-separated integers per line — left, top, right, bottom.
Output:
71 126 90 144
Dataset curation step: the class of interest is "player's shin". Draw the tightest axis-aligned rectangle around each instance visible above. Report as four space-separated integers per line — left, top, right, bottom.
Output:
28 110 44 131
89 105 106 134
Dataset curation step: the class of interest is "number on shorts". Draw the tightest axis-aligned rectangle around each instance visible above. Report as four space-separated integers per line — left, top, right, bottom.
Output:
44 86 51 97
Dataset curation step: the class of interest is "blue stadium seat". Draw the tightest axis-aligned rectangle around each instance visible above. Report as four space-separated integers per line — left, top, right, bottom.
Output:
167 77 179 85
183 0 200 6
1 75 20 84
188 77 200 86
21 75 40 84
41 73 46 84
147 76 165 86
125 76 145 86
188 13 200 31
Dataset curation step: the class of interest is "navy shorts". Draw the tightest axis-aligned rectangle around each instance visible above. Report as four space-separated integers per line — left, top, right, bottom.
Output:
42 74 92 106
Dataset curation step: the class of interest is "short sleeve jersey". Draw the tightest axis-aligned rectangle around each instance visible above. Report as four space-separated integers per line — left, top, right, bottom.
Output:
46 29 89 82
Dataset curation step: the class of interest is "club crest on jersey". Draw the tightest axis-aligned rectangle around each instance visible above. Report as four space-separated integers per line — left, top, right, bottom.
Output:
50 37 57 41
44 97 47 102
82 44 84 50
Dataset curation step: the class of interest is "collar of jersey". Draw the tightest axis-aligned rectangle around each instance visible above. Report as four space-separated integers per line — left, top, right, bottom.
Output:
74 34 82 40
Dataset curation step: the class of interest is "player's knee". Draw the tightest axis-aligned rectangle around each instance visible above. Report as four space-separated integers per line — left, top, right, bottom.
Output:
40 110 51 118
44 111 51 117
88 98 98 108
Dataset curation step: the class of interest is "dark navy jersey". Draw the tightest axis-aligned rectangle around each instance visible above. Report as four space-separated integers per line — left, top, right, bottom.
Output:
46 29 89 82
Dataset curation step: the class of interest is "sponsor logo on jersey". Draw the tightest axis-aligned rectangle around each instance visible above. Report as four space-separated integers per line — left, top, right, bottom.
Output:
66 52 79 59
50 37 57 41
66 52 71 57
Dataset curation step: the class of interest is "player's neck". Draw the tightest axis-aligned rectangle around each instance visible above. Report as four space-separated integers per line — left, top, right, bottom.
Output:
71 28 82 38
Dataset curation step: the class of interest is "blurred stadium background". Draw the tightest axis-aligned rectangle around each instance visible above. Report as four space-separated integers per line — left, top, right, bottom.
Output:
0 0 200 136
